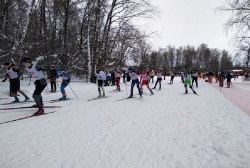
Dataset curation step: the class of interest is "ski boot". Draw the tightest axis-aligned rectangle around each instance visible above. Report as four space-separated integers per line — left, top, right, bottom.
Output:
128 94 133 98
185 90 188 94
12 98 19 103
33 108 44 116
24 96 30 102
59 96 67 101
150 90 154 95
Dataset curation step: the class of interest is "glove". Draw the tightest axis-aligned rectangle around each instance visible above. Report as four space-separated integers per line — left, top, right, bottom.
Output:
2 79 6 82
62 80 68 85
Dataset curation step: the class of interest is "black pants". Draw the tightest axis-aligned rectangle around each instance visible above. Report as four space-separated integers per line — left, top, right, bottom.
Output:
192 77 198 87
10 78 20 94
181 76 184 83
151 76 154 83
50 81 56 91
33 79 47 108
170 76 174 83
97 80 105 95
154 78 162 89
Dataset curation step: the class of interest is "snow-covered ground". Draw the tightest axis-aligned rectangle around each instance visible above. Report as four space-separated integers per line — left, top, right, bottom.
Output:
0 77 250 168
231 77 250 91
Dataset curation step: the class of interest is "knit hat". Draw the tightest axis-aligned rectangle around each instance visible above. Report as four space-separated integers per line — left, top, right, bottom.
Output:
22 57 32 63
4 62 10 66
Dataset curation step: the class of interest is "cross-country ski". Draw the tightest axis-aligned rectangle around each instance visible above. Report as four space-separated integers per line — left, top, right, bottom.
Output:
0 111 57 125
0 105 62 111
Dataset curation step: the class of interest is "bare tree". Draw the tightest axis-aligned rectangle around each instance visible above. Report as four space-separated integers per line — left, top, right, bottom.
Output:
218 0 250 38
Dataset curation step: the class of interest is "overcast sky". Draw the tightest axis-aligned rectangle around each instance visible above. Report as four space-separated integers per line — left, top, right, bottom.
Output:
139 0 235 52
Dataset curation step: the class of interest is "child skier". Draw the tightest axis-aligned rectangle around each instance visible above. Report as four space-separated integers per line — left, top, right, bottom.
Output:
2 62 30 103
152 68 163 90
49 65 58 92
22 57 50 115
140 69 154 95
219 71 225 87
169 70 174 84
183 73 197 94
114 68 121 91
128 67 142 98
226 72 232 88
57 70 70 100
150 69 155 83
96 68 106 97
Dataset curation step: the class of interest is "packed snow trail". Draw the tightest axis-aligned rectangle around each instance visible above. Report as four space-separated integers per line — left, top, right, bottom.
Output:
0 77 250 168
211 79 250 116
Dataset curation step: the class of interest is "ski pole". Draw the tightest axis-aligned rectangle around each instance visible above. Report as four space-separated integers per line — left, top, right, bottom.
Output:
68 84 79 100
46 81 49 91
141 88 147 95
125 82 128 95
56 81 60 88
200 78 205 87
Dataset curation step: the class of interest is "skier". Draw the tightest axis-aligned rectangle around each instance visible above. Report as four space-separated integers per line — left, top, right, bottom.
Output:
22 57 50 115
150 69 155 83
128 67 142 98
110 70 115 86
226 72 232 88
57 70 70 100
219 71 225 87
96 67 106 97
140 68 154 95
191 69 199 87
183 73 197 94
49 65 58 92
122 70 126 83
180 72 184 83
114 68 121 91
152 68 163 90
2 62 30 103
169 70 175 84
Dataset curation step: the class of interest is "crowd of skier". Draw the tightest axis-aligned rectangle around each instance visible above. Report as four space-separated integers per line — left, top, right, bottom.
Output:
1 57 71 116
1 57 235 116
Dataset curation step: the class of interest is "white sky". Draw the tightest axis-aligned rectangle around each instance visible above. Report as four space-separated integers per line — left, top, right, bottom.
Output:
139 0 235 52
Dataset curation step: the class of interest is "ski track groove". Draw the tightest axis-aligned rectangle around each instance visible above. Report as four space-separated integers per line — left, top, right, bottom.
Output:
112 151 130 168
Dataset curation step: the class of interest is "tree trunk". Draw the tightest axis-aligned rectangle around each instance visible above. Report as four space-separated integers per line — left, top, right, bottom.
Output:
91 0 102 83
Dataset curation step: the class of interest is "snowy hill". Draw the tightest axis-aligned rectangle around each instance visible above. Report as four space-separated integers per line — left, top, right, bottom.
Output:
0 77 250 168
